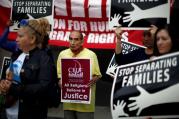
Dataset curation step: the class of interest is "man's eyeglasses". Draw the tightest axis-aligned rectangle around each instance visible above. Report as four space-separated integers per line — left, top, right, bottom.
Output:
69 37 81 41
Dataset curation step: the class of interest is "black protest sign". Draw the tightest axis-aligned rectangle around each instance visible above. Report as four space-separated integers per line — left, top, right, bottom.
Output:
106 41 144 77
109 0 170 30
0 57 11 79
111 52 179 118
10 0 54 31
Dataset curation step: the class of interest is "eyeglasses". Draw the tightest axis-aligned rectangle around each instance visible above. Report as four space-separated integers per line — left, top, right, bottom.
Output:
19 19 41 35
69 37 81 41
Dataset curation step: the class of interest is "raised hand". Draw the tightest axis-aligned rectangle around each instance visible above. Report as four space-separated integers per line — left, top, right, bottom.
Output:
149 25 158 39
114 26 123 40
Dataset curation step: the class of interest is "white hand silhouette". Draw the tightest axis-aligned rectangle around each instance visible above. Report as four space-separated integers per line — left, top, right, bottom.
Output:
109 14 122 29
107 64 118 76
113 100 129 118
10 20 20 31
128 86 152 115
128 84 179 116
123 3 143 27
123 3 169 26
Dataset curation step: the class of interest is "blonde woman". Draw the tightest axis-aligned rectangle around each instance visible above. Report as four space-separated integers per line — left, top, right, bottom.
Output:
1 18 53 119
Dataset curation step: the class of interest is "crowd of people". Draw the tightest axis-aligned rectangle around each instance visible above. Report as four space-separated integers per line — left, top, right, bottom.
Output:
0 19 102 119
113 23 179 118
0 9 179 119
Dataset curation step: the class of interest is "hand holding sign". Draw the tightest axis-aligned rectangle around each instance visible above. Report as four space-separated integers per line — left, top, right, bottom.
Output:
87 75 100 87
114 26 122 40
149 25 158 36
0 79 12 95
149 25 158 39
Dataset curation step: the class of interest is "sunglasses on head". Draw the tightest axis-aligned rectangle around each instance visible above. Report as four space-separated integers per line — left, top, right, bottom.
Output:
19 19 41 35
20 19 29 26
69 37 81 41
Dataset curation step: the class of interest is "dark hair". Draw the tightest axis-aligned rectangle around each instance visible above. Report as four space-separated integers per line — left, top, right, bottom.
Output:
153 24 179 56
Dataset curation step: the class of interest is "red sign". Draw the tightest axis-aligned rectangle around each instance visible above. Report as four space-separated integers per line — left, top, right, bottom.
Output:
61 58 91 104
0 0 174 49
0 0 144 49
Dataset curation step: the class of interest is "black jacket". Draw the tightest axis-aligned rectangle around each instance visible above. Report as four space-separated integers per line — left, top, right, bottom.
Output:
8 47 53 119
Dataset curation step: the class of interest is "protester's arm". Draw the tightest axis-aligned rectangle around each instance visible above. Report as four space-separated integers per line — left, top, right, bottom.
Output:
87 75 101 87
56 53 62 88
0 27 18 52
0 68 13 94
115 27 123 54
0 20 18 52
0 27 9 44
87 53 102 87
149 25 158 41
58 78 62 88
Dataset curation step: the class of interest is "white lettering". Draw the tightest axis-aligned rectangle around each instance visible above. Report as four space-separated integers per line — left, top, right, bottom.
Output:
64 92 88 100
122 69 170 87
67 20 87 31
87 33 115 43
49 31 70 41
54 19 66 30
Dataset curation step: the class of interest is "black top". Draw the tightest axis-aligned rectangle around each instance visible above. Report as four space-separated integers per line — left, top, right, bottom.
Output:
9 47 53 119
115 48 152 66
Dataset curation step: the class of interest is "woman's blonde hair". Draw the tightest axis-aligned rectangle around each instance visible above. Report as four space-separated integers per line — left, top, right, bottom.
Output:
21 18 50 46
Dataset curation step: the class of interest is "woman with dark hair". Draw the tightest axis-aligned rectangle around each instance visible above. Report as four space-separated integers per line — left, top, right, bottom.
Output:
128 24 179 118
153 24 179 56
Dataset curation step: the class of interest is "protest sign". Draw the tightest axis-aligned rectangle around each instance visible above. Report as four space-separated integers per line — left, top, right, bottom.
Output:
0 57 10 79
106 40 144 77
109 0 170 30
111 52 179 118
10 0 54 31
61 58 91 104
